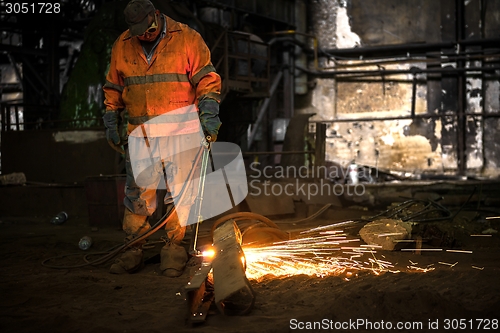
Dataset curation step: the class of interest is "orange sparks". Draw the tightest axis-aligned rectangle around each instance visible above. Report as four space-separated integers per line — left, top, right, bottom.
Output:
240 224 418 281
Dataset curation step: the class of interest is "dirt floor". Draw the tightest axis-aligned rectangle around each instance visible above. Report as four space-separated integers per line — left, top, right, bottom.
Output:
1 206 500 333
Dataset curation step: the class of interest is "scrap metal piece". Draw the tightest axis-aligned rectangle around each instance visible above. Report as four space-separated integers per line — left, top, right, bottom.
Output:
212 220 255 315
185 257 214 325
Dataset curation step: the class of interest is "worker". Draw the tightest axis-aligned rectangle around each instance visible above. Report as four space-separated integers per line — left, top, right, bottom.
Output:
102 0 221 277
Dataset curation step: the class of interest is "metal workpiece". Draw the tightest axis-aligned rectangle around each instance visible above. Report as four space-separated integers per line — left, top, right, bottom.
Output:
212 220 255 316
184 220 255 325
185 258 214 325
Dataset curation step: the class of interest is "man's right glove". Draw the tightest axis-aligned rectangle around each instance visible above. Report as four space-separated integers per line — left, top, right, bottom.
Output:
198 99 221 142
103 111 125 154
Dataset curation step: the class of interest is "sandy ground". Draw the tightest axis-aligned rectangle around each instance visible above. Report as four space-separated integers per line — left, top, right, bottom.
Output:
1 211 500 333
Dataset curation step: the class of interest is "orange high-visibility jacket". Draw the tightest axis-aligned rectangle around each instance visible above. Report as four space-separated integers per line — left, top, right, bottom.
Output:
103 14 221 134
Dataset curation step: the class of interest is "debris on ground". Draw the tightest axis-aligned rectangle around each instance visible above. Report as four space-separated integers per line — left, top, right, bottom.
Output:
359 218 410 250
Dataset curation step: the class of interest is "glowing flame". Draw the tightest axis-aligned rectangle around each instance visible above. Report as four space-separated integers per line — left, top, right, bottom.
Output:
241 222 433 281
201 248 215 259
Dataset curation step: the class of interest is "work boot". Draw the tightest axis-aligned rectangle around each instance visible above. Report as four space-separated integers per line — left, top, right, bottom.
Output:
122 208 150 236
160 242 188 277
110 208 150 274
109 248 144 274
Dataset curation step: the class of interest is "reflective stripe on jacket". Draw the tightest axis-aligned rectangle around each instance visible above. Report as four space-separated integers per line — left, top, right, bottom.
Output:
103 15 221 135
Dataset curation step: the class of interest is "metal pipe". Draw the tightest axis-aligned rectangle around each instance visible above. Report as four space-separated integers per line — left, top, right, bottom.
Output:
411 74 417 118
243 150 314 156
4 105 10 131
316 38 500 59
14 105 20 131
308 112 500 124
9 111 500 131
296 64 500 78
322 52 500 70
267 30 319 69
456 0 466 176
282 48 294 118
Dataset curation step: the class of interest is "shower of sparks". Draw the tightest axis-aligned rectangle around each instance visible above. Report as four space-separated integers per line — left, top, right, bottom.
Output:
401 248 443 252
241 222 432 281
446 249 473 254
438 261 458 268
407 266 435 273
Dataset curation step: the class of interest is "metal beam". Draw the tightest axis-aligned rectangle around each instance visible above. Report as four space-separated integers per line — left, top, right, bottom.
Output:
0 44 47 57
247 70 283 149
315 123 326 177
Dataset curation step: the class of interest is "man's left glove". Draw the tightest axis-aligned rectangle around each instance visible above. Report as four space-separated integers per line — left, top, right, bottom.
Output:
103 111 125 154
198 99 221 142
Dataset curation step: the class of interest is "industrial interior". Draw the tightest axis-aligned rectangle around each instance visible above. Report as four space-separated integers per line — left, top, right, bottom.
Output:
1 0 500 332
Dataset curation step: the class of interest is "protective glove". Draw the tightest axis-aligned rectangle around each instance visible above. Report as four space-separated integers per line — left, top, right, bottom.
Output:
198 99 221 142
102 111 125 154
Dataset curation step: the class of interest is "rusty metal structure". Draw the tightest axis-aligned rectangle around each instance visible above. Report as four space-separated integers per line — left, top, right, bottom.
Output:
1 0 500 181
211 30 270 101
0 0 295 132
0 0 107 127
0 0 298 180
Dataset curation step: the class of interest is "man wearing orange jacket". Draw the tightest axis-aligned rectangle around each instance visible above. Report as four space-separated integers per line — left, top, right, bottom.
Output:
102 0 221 277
